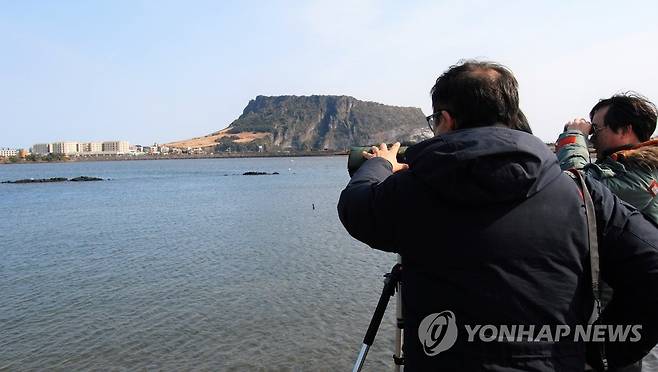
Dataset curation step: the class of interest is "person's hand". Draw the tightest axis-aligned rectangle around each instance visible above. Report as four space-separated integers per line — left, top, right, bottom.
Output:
362 142 409 173
563 118 592 136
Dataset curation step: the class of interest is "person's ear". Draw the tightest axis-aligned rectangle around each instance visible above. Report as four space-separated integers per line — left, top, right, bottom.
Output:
621 124 641 142
441 110 456 131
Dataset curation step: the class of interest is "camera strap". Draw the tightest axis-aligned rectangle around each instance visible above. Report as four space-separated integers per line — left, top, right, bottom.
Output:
565 169 608 370
566 169 602 317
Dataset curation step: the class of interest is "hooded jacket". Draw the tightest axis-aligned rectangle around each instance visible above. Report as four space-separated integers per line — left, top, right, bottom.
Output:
556 132 658 225
338 127 658 371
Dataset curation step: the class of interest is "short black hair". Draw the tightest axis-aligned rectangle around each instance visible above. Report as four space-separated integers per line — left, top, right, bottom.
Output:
430 60 532 133
589 92 657 142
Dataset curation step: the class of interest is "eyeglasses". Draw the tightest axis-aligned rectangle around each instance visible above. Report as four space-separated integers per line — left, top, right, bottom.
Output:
591 123 601 135
426 109 451 132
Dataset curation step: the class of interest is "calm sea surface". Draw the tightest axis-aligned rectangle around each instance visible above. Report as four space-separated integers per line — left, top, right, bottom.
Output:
0 157 398 371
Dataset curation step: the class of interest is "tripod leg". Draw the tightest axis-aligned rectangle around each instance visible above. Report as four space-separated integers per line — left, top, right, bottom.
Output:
352 264 402 372
353 344 370 372
393 255 404 372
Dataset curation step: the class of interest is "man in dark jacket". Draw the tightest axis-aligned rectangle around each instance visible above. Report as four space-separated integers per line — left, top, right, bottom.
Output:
338 60 658 371
556 93 658 371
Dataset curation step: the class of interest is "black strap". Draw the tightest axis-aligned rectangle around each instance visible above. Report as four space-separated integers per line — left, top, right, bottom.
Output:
567 169 602 315
566 169 608 371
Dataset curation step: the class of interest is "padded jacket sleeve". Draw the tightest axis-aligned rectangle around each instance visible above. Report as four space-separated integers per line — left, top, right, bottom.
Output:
557 129 656 215
556 130 591 170
337 157 401 253
585 175 658 367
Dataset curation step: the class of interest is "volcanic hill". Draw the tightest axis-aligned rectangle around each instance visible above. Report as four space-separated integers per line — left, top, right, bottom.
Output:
166 95 431 152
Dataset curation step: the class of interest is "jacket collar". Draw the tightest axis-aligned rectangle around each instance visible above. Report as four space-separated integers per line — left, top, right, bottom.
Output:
608 139 658 161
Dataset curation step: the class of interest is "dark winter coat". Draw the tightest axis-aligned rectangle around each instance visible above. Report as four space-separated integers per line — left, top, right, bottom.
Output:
338 127 658 371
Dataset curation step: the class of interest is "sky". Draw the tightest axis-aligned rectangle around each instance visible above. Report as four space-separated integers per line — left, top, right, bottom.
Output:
2 0 658 149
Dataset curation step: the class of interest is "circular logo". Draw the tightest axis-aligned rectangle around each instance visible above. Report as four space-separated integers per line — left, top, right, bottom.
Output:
418 310 458 356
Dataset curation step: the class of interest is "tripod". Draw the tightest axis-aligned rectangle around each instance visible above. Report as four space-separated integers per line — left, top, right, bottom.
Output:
352 256 404 372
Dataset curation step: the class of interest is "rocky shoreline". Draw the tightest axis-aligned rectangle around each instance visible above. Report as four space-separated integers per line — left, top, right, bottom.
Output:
2 176 104 184
1 151 347 165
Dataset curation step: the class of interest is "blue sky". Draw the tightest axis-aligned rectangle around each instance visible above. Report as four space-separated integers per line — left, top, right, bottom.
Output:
2 0 658 148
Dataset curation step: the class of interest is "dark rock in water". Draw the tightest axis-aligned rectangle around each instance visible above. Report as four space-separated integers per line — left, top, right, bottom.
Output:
2 177 68 184
242 171 279 176
70 176 103 182
2 176 104 184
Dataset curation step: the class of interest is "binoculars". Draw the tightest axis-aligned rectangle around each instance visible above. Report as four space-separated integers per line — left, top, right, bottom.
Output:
347 145 409 176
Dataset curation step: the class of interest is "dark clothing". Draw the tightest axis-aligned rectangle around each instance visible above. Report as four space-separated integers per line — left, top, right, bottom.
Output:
338 127 658 371
556 132 658 225
557 133 658 372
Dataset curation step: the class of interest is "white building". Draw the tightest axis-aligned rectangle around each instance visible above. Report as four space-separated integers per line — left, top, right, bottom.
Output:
102 141 129 154
78 142 103 154
0 148 18 157
31 140 131 156
32 143 52 155
52 142 79 155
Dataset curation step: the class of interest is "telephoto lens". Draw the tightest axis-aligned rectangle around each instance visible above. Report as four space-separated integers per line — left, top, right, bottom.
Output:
347 145 409 176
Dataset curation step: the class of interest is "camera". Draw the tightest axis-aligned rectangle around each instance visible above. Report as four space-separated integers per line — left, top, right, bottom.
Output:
347 144 409 176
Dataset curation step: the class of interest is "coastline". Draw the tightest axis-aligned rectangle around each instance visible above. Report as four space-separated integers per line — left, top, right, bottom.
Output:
0 151 348 165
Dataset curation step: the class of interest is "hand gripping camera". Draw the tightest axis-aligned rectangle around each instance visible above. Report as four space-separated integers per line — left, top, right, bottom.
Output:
347 144 409 176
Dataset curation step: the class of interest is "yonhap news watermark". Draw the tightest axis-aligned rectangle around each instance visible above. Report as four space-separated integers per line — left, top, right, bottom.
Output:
463 324 642 343
418 310 642 357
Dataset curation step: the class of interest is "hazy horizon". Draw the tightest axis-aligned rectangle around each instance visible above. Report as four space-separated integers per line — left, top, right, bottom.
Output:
3 0 658 149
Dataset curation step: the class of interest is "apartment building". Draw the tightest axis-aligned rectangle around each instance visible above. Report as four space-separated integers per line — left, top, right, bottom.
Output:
78 142 103 154
52 142 79 155
32 143 52 155
0 148 18 157
32 141 130 155
102 141 129 154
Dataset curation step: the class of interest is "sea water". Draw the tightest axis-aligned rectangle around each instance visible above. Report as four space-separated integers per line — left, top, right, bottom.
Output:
0 157 397 371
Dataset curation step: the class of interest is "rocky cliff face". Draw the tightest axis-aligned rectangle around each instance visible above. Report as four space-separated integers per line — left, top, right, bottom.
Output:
225 95 431 151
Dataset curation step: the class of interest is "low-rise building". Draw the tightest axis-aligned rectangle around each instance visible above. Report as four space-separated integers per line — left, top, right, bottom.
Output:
0 148 18 157
147 144 160 154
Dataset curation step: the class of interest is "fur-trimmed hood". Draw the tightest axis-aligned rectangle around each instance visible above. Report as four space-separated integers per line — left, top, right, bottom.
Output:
611 139 658 171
